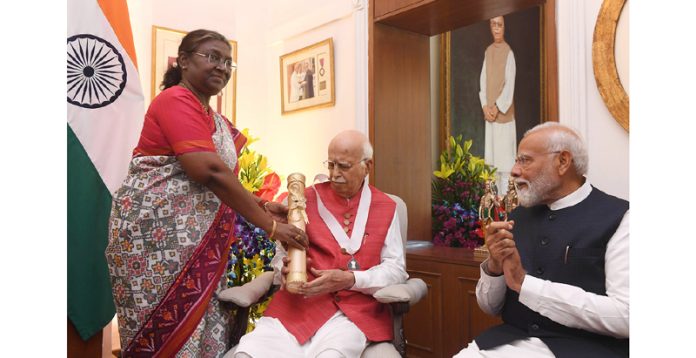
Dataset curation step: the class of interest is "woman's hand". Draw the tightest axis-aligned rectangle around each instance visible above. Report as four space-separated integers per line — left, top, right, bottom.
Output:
264 201 289 224
273 222 308 250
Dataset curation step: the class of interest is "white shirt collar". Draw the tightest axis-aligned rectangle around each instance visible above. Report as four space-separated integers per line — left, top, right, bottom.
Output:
548 178 592 211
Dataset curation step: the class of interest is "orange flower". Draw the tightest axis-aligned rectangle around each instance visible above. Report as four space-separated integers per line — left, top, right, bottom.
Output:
256 172 281 201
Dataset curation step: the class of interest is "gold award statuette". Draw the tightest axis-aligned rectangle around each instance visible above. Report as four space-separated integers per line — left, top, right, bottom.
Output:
285 173 309 294
502 176 519 213
478 179 503 231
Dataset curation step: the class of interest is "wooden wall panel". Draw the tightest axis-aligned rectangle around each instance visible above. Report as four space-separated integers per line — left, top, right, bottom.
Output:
404 269 443 358
374 0 431 19
375 0 544 36
405 247 502 358
373 22 432 241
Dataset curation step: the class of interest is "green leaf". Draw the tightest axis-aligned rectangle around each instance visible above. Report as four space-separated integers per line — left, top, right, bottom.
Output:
464 139 472 152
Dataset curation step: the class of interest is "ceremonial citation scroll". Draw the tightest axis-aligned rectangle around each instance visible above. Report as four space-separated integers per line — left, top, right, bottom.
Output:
285 173 309 293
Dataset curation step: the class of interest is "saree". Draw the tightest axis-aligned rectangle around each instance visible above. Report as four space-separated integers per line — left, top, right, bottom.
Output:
106 105 245 358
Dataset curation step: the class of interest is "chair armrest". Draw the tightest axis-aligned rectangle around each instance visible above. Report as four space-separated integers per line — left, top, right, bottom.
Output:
217 271 274 307
372 278 427 306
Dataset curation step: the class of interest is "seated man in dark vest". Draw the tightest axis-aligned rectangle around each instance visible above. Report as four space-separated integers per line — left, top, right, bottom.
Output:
455 122 629 358
233 130 408 358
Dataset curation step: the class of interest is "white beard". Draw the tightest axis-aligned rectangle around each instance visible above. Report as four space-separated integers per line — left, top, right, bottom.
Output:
516 166 558 207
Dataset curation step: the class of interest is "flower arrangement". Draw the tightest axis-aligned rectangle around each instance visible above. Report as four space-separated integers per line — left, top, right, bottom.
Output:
226 128 282 331
431 135 496 248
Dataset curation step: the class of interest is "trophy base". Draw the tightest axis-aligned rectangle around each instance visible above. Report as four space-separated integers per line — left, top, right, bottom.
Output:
285 272 307 294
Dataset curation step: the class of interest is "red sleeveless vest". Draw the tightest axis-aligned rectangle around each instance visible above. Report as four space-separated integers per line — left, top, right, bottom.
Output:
263 182 396 344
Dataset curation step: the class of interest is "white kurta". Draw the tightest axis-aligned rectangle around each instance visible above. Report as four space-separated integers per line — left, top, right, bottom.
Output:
454 182 630 357
479 51 517 192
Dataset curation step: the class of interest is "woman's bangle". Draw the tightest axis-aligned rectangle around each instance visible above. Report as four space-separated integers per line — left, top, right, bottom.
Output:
268 220 277 241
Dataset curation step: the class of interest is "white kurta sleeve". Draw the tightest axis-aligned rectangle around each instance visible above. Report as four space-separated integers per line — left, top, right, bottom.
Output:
350 213 409 295
495 51 516 114
270 242 288 285
518 211 630 338
476 259 508 316
479 59 488 107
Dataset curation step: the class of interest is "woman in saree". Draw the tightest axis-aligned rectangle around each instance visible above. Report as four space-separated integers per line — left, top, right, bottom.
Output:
105 29 308 358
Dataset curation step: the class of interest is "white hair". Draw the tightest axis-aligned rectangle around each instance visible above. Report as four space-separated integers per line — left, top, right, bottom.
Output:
360 140 373 168
524 122 588 175
362 140 374 160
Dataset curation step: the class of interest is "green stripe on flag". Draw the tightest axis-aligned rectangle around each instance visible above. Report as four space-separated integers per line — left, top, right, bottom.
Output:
67 124 116 340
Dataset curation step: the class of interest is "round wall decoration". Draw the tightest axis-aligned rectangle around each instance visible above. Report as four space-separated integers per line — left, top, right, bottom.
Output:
592 0 629 132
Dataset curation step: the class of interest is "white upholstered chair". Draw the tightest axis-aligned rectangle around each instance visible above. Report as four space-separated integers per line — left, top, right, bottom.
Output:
219 193 427 357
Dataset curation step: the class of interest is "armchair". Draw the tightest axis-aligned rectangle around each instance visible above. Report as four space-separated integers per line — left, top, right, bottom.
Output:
218 193 427 357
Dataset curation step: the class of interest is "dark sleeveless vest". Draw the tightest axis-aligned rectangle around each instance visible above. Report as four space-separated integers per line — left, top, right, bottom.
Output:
475 186 629 358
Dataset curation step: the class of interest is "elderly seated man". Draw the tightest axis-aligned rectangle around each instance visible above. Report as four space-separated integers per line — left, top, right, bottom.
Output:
232 130 408 358
455 122 629 358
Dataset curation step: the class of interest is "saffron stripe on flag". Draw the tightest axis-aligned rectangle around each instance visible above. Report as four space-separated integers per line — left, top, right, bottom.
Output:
67 0 144 341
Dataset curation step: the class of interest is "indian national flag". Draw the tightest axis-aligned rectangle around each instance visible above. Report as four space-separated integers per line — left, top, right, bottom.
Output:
67 0 144 340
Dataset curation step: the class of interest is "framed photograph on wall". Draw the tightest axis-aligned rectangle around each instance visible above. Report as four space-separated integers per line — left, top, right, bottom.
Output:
440 6 548 157
151 25 238 123
280 38 334 114
439 5 555 190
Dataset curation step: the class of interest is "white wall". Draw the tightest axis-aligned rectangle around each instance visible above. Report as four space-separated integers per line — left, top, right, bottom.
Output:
126 0 238 104
557 0 629 200
125 0 629 200
234 0 367 188
127 0 367 190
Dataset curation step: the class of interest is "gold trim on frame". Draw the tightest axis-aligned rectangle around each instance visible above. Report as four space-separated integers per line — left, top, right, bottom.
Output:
592 0 629 132
279 38 335 115
438 32 451 152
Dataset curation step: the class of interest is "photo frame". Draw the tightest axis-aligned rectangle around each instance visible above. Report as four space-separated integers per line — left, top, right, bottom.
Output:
439 4 557 155
280 38 335 114
151 26 237 123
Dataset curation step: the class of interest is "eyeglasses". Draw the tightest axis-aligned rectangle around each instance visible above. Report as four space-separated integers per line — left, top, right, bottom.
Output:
514 151 561 168
323 159 368 171
191 52 237 71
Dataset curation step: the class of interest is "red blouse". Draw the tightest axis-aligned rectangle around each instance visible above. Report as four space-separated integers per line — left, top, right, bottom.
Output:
133 86 227 157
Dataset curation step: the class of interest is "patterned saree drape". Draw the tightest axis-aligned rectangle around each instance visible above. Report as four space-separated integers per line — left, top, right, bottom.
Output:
106 113 244 358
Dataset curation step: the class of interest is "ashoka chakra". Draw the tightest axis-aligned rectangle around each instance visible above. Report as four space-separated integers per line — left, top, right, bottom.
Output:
67 34 127 109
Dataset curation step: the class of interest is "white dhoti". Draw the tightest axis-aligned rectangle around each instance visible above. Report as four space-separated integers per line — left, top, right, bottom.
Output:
484 120 517 193
230 311 368 358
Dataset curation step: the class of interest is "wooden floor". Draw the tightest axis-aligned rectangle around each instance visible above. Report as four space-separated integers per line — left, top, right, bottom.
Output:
67 318 120 358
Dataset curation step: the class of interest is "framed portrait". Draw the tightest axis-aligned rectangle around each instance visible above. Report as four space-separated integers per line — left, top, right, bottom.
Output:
151 26 237 123
440 5 551 162
280 38 335 114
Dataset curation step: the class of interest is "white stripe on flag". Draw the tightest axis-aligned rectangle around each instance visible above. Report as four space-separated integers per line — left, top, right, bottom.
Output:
67 0 144 194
